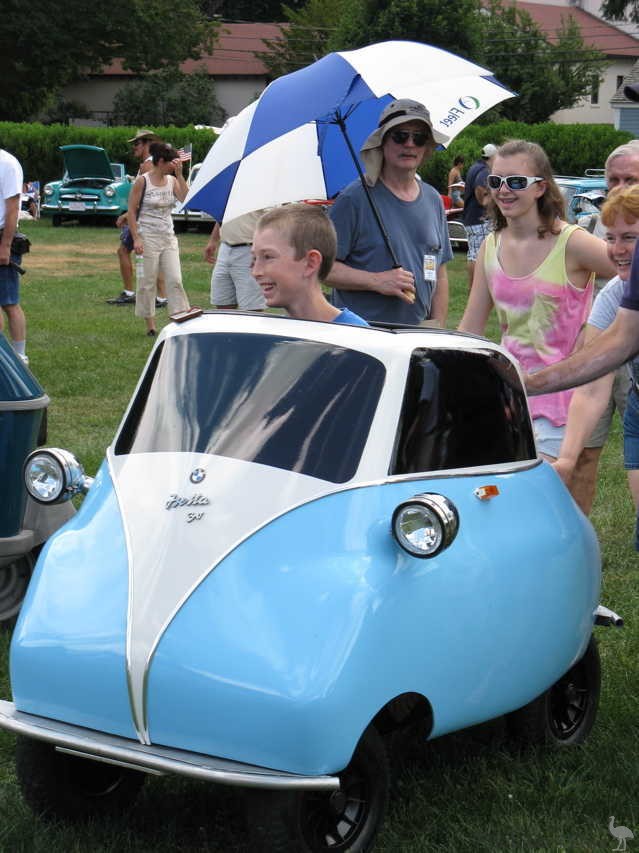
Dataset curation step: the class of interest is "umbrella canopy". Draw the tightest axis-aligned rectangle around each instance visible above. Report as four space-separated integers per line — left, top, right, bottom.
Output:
184 40 515 223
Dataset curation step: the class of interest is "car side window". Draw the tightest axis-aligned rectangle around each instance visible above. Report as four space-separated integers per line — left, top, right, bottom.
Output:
391 348 536 475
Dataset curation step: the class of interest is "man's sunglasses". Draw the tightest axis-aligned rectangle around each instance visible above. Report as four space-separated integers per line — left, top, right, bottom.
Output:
487 174 544 191
388 130 430 147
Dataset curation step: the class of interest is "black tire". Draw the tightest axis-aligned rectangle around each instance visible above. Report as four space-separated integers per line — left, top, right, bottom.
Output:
51 214 62 227
16 736 146 821
0 551 34 629
245 725 390 852
507 636 600 747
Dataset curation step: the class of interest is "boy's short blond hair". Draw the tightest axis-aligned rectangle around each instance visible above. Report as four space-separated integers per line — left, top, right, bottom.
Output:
256 204 337 280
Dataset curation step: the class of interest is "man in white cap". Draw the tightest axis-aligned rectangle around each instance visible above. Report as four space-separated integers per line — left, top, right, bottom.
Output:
326 99 452 326
462 143 497 289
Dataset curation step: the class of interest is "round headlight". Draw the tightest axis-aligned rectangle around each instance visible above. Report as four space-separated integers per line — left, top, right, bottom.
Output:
43 185 53 197
392 493 458 557
24 448 92 504
105 186 115 197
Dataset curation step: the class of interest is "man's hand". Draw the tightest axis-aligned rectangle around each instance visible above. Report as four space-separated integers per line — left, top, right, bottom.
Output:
372 267 416 303
116 213 128 228
0 245 10 266
552 456 575 487
204 240 218 264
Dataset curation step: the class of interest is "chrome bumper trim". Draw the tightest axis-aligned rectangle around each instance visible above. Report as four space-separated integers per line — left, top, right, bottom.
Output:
0 701 338 790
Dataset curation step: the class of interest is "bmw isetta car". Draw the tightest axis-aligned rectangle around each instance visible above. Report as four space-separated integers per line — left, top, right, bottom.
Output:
0 312 620 851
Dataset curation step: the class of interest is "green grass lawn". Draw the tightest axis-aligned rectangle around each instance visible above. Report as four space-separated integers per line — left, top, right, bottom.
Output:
0 219 637 852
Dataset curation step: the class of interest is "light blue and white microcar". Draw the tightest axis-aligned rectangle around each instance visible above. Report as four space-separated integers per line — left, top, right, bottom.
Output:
0 312 621 851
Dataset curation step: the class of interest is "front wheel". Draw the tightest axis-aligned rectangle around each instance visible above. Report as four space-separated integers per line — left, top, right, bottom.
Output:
507 636 601 747
16 736 146 821
245 725 390 852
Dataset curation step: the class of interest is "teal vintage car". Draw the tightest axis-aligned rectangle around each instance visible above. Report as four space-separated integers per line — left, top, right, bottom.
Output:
42 145 132 226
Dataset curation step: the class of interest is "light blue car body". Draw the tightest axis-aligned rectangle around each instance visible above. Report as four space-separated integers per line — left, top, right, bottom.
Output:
6 316 601 779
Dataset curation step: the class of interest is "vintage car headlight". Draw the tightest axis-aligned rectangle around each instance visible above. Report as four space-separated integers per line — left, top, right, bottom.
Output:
43 185 53 197
24 448 93 504
104 186 116 197
392 493 458 557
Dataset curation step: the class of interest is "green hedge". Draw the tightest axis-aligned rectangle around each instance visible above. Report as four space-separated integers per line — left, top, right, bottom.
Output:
421 121 634 193
0 119 633 193
0 123 217 185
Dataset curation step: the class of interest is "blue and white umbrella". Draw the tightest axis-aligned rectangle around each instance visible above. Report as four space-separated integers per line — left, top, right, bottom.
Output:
184 40 515 224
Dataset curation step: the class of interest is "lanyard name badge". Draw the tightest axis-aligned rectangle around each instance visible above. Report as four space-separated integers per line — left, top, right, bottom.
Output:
423 253 437 283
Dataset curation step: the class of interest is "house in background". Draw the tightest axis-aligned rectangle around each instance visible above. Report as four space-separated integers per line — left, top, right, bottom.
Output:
62 4 639 128
501 0 639 124
611 58 639 133
62 23 282 125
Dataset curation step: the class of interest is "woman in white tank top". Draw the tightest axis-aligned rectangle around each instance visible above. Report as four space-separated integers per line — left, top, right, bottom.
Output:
128 142 191 336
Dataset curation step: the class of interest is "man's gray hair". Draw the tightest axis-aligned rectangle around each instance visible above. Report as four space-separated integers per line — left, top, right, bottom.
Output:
605 139 639 173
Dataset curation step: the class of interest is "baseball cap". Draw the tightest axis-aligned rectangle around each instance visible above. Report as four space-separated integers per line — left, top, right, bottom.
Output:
360 99 449 185
482 143 498 158
127 129 161 145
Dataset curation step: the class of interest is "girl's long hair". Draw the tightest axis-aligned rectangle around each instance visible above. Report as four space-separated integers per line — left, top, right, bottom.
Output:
489 139 565 238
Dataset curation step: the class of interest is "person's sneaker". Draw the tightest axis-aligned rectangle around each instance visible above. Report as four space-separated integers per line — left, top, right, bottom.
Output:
146 329 157 337
155 298 168 308
107 291 135 305
17 353 29 366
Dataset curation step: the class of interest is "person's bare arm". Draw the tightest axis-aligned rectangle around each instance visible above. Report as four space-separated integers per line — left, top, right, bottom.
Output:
204 222 221 264
430 264 448 326
326 260 416 303
171 159 188 203
566 226 616 284
458 242 493 335
0 195 19 266
127 177 145 255
526 308 639 394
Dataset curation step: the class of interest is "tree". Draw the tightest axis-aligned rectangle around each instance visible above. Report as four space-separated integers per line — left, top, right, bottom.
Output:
199 0 307 22
480 1 606 123
328 0 484 61
0 0 217 121
601 0 639 22
261 0 343 78
111 67 225 126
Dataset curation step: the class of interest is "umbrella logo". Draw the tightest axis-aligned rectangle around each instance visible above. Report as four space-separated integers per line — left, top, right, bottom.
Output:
458 96 480 110
439 95 482 129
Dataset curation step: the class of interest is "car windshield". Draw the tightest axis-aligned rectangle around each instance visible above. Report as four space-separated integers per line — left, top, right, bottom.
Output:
115 332 385 483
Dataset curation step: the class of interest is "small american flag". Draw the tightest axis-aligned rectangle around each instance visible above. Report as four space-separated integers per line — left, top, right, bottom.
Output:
177 144 192 162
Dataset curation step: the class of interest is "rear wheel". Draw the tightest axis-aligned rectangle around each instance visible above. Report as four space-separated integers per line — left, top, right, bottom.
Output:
51 214 63 227
16 736 146 821
507 636 600 747
245 726 389 852
0 551 34 629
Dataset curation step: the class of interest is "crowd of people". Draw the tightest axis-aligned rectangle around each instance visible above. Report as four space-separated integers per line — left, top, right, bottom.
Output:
3 97 639 546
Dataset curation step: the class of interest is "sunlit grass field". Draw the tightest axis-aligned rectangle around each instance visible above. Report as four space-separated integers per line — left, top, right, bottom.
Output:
0 219 636 852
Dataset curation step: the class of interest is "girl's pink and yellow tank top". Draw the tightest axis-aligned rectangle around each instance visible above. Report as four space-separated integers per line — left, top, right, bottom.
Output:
483 225 594 426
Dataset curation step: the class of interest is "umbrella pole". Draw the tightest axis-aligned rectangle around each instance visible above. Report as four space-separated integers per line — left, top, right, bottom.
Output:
336 117 400 268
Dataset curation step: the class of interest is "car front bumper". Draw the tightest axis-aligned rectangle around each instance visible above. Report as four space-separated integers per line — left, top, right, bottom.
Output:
0 700 338 791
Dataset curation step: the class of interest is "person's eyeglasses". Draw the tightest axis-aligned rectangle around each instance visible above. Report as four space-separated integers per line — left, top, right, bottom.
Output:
487 174 544 191
388 130 430 147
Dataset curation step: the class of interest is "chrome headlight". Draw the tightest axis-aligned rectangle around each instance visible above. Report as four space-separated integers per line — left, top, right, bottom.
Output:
24 448 93 504
104 186 116 198
43 185 53 197
392 493 458 557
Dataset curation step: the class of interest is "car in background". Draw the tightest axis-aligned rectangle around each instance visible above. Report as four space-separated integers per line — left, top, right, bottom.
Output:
172 163 215 233
41 145 132 227
554 171 607 223
0 311 618 851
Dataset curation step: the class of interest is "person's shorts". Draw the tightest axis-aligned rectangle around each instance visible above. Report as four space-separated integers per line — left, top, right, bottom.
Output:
120 226 134 252
465 223 491 262
533 416 565 459
584 366 631 448
623 386 639 470
211 242 265 311
0 254 21 306
451 189 463 206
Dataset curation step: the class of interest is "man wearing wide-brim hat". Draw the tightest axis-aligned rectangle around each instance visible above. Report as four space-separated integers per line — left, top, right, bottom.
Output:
326 99 452 326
